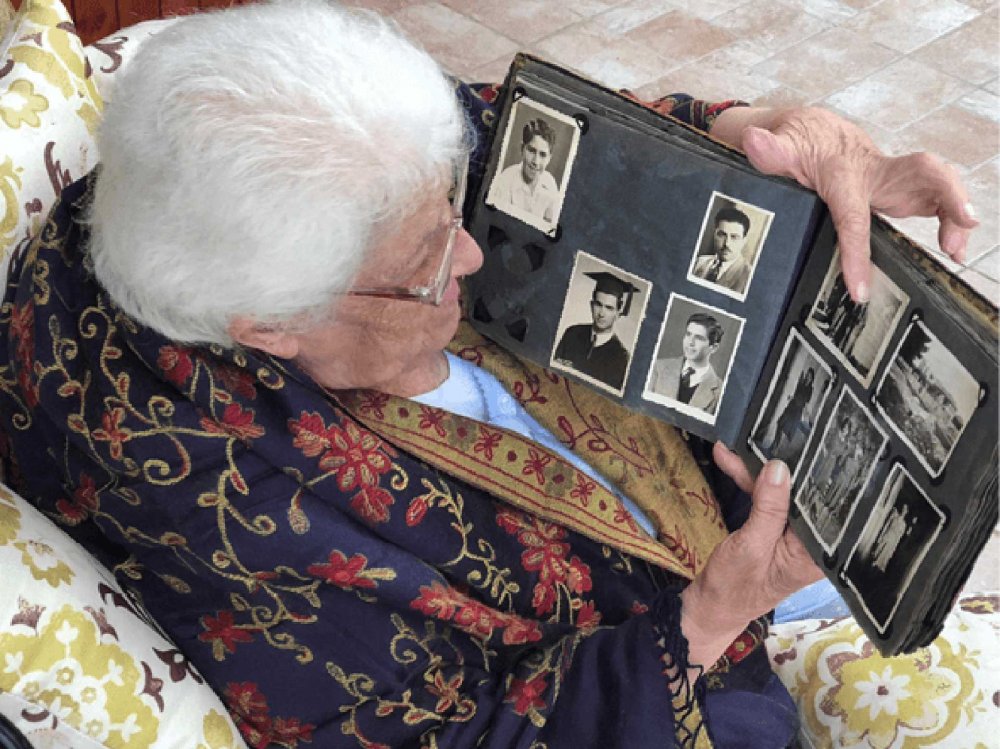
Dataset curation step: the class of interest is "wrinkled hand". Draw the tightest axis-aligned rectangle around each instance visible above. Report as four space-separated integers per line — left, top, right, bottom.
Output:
721 107 978 301
680 443 822 669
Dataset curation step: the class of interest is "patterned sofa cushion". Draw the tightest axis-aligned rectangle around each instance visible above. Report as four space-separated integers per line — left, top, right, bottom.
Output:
0 2 246 745
0 0 102 277
766 598 1000 748
0 481 246 748
85 17 181 103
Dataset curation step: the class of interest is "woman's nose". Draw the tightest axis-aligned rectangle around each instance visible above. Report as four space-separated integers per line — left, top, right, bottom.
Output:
452 228 484 277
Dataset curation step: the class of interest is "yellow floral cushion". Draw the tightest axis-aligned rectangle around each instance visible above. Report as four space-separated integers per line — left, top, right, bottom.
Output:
0 482 247 748
766 597 1000 748
0 0 101 275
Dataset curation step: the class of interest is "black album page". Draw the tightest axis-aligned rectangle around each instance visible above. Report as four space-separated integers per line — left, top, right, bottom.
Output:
466 55 824 445
740 213 998 655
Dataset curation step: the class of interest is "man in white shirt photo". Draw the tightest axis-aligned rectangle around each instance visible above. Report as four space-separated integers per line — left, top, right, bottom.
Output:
490 117 560 224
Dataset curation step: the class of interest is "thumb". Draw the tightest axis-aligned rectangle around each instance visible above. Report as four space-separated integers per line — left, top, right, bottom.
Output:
738 460 792 549
742 127 804 183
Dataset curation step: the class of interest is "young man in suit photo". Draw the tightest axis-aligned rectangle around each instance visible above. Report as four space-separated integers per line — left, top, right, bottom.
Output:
649 312 725 416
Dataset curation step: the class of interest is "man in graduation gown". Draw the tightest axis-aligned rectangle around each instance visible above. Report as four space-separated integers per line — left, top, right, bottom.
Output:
553 271 639 391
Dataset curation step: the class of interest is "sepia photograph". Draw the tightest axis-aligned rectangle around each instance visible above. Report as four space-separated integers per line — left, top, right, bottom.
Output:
875 320 980 478
550 251 651 396
843 464 946 634
686 191 774 301
795 387 888 554
750 328 834 482
806 249 910 387
485 96 580 235
642 293 744 424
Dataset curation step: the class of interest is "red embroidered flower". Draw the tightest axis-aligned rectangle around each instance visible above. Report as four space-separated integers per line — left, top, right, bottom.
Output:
55 472 99 525
575 600 601 629
213 363 257 400
92 406 131 460
199 610 255 659
612 498 640 534
225 681 269 720
157 345 195 387
201 403 265 441
505 674 548 715
307 551 377 590
288 411 333 457
349 485 395 525
417 405 448 437
497 509 596 620
521 447 553 485
321 422 392 491
289 413 397 524
410 582 541 645
515 522 571 582
224 681 315 749
426 668 475 719
569 474 597 506
10 300 33 362
473 425 502 461
501 615 544 645
358 391 390 419
10 301 38 408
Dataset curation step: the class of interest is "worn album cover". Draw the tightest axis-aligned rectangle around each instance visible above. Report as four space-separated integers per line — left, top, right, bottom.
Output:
465 54 998 655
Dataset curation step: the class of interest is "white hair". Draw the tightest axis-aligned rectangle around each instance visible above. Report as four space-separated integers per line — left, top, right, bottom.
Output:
89 0 470 346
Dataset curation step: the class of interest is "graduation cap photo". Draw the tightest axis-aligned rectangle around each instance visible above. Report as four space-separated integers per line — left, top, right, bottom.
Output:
550 252 651 396
584 270 640 316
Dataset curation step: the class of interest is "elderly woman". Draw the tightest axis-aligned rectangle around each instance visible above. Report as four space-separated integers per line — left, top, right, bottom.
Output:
0 1 975 747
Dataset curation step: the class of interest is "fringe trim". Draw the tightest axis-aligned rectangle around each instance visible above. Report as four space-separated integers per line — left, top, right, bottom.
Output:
652 592 712 749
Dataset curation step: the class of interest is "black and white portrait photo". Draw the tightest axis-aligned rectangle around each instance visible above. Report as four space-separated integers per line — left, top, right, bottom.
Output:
642 294 744 424
875 320 980 478
687 191 773 300
806 249 909 387
843 464 946 634
795 387 888 553
485 97 580 235
750 329 834 482
550 252 650 396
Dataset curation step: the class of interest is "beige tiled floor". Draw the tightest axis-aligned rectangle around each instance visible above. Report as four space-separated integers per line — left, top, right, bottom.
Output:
347 0 999 299
347 0 1000 592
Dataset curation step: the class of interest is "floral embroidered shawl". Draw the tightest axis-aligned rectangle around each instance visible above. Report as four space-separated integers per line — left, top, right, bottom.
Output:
0 86 798 748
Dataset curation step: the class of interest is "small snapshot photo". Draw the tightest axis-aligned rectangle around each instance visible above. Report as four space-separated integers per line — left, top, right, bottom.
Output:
806 249 910 387
795 387 887 554
843 464 946 634
642 293 744 424
875 319 980 478
686 191 774 301
750 329 834 482
485 96 581 235
550 251 651 396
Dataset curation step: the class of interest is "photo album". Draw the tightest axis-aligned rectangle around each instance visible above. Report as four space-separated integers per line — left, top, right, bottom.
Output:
463 55 998 656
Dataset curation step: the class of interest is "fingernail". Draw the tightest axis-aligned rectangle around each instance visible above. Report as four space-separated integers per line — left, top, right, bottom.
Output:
964 202 977 221
855 281 869 304
766 460 789 486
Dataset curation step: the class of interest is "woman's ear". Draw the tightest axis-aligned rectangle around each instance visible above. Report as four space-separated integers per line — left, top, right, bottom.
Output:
227 317 300 360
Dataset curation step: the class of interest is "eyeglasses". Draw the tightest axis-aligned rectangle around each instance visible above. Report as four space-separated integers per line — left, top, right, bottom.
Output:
344 156 469 306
